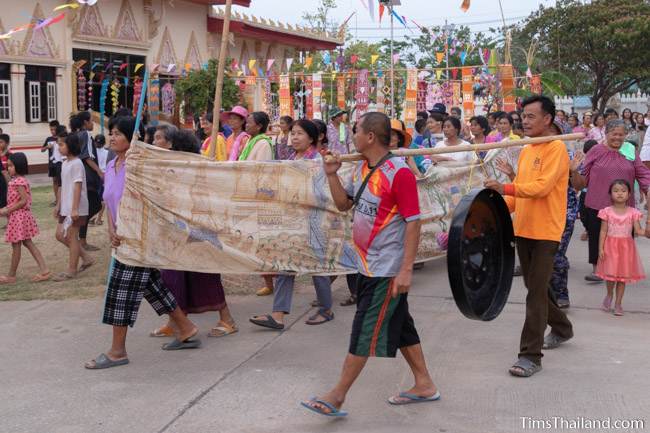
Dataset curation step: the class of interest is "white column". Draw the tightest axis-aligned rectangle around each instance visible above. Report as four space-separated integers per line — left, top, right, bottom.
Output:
56 66 66 123
10 63 27 135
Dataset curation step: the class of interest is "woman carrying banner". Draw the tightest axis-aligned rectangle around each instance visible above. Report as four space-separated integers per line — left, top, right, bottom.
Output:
250 119 334 329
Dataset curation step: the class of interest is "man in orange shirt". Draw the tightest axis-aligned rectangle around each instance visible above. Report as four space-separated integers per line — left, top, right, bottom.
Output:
485 95 573 377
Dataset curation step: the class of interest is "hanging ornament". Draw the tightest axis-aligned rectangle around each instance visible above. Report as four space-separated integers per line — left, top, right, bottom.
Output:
132 77 143 115
77 69 87 111
110 79 120 114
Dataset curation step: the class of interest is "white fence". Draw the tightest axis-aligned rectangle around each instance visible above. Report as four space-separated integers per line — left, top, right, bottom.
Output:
554 92 650 115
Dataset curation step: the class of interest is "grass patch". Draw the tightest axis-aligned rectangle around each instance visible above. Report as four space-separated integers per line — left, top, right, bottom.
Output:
0 186 111 301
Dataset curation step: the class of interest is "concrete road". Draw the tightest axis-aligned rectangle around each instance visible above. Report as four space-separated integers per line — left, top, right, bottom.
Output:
1 232 649 433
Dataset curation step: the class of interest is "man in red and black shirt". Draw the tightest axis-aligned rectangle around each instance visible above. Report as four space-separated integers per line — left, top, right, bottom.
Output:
301 113 439 417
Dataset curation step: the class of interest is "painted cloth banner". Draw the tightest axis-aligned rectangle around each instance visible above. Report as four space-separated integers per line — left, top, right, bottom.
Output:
337 76 346 109
462 67 474 118
148 77 160 126
312 73 323 120
416 80 428 112
114 142 512 275
354 69 370 116
376 75 385 113
279 74 291 117
305 74 314 119
530 74 542 95
404 68 418 132
452 81 462 109
244 76 256 112
499 64 516 113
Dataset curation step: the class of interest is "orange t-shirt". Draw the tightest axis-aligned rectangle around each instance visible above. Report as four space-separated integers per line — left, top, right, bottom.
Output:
503 140 569 242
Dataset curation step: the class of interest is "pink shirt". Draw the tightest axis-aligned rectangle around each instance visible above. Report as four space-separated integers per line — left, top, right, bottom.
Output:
582 144 650 210
598 206 642 238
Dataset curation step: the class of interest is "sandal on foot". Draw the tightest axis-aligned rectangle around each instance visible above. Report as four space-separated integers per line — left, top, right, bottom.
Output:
543 332 572 350
388 391 441 405
601 295 613 312
208 321 238 338
85 353 129 370
256 286 273 296
340 295 357 307
52 272 76 282
509 358 542 377
306 309 334 325
614 305 624 316
300 398 348 417
31 272 51 282
149 325 174 337
79 261 96 273
162 338 202 350
249 314 284 330
0 275 17 284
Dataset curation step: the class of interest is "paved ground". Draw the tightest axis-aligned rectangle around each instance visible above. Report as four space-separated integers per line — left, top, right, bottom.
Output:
1 231 649 433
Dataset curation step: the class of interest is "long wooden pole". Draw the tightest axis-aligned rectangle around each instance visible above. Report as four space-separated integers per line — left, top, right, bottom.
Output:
208 0 233 160
326 133 585 162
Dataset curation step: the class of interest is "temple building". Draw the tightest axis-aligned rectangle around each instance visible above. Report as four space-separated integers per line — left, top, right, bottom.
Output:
0 0 342 167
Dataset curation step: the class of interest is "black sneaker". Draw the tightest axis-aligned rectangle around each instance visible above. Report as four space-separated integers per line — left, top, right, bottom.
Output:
557 298 570 309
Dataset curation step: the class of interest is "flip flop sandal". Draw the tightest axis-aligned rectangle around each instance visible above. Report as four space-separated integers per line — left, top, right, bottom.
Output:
85 353 129 370
95 220 104 226
542 333 572 350
78 261 96 273
0 276 17 284
149 325 174 337
52 272 76 282
162 338 202 351
509 358 542 377
306 309 334 325
208 321 239 338
388 391 441 405
300 398 348 417
31 272 51 282
340 296 357 307
249 314 284 330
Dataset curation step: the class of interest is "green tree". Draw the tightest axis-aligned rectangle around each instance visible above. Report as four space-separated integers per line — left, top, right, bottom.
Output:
510 0 650 111
302 0 339 34
174 59 240 115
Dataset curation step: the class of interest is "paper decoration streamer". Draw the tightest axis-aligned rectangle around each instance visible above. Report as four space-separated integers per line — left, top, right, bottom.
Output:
99 79 109 135
370 54 379 65
133 70 149 139
134 64 144 73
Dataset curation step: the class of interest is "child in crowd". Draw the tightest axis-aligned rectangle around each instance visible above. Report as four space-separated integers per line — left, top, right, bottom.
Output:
596 179 645 316
90 134 108 226
53 132 94 281
512 122 525 139
0 153 50 284
0 133 12 224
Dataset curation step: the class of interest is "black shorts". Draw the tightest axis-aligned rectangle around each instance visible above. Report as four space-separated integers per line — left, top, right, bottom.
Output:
50 162 62 186
348 274 420 358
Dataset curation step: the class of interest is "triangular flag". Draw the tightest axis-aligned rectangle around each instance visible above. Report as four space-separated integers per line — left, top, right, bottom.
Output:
185 63 191 72
89 72 95 81
91 62 100 70
461 0 471 12
119 63 128 72
267 58 275 71
371 54 379 65
350 55 359 64
436 69 443 80
248 59 257 71
451 68 459 80
304 56 313 69
526 67 533 78
152 64 160 72
134 64 144 73
391 10 407 28
436 52 445 64
257 67 265 77
379 3 385 23
392 53 400 64
286 58 294 71
460 51 467 65
104 62 114 72
167 64 176 73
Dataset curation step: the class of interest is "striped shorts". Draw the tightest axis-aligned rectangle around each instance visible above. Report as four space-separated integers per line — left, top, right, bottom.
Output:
348 274 420 358
102 258 178 327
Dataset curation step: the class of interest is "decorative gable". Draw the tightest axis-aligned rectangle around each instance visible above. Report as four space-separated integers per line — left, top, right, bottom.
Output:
156 27 178 74
76 3 108 38
22 3 58 58
183 32 202 71
113 0 142 42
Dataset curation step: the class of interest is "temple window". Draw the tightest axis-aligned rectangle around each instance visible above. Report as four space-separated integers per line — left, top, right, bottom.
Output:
0 63 10 123
24 65 56 123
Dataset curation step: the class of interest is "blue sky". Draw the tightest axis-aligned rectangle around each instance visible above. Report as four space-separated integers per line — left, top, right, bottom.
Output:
232 0 555 40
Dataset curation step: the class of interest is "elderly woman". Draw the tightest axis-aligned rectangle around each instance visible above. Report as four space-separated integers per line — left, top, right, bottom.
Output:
152 124 177 150
572 119 650 282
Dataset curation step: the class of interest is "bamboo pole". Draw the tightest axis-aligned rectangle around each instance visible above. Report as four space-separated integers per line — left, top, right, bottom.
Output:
325 133 585 163
208 0 233 160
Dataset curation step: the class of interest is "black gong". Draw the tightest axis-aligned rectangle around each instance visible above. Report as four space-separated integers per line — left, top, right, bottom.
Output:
447 188 515 321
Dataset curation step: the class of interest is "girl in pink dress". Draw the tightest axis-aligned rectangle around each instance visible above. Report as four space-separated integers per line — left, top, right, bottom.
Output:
596 179 646 316
0 153 50 284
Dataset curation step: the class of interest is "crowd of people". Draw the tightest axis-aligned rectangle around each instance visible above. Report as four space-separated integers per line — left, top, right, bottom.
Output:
0 94 649 415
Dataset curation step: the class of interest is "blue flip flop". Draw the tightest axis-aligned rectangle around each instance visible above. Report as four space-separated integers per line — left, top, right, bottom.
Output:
301 398 348 417
388 391 441 405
